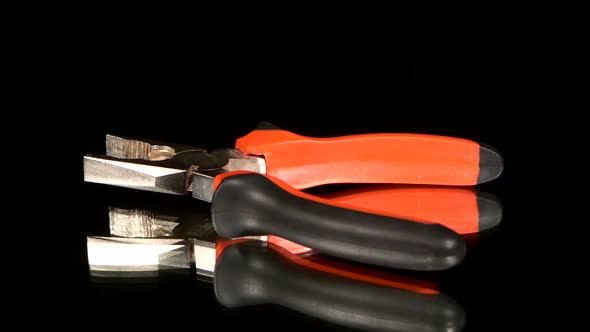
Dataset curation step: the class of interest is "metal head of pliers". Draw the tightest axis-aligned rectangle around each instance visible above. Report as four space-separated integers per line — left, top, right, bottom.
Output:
84 135 266 201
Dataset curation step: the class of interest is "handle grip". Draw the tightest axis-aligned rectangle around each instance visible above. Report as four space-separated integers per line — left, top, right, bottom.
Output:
215 241 466 332
268 185 503 255
211 172 466 270
235 124 503 188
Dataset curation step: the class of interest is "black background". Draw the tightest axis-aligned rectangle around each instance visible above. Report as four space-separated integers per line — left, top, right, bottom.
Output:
54 13 562 331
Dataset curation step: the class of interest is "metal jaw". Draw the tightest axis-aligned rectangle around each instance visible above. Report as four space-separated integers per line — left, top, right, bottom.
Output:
83 135 266 201
87 236 191 274
87 207 266 279
88 206 219 277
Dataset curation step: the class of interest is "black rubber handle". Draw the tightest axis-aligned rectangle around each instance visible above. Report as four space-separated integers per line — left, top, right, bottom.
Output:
211 173 466 271
215 242 466 332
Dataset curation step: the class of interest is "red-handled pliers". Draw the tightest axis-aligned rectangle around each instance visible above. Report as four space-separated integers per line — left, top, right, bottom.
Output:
83 122 502 270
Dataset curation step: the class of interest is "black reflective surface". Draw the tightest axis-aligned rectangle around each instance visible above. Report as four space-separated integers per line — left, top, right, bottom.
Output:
76 186 501 332
56 16 559 330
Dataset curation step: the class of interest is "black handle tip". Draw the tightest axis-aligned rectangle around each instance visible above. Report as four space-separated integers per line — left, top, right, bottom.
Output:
429 227 467 270
477 143 504 184
477 192 503 232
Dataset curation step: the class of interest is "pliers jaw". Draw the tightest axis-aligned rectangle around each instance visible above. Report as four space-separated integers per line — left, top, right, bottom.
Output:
84 155 189 195
83 135 266 200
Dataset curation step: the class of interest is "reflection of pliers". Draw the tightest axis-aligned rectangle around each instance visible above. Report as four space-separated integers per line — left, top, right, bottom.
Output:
90 182 502 257
88 207 465 332
84 123 502 270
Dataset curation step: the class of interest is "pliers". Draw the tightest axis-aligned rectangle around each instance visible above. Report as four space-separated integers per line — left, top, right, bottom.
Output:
84 122 503 270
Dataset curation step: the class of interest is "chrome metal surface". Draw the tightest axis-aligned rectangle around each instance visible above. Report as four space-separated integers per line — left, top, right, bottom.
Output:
87 207 221 277
84 156 187 195
87 236 190 272
224 155 266 174
106 135 175 161
192 239 216 277
191 173 215 202
109 207 179 238
211 148 267 174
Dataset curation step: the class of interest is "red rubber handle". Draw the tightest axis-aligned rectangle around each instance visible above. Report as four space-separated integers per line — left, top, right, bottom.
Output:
236 128 501 189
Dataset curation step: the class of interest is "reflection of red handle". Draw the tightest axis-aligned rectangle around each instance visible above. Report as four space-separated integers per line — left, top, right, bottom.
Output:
323 185 479 234
267 185 480 255
236 129 485 189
